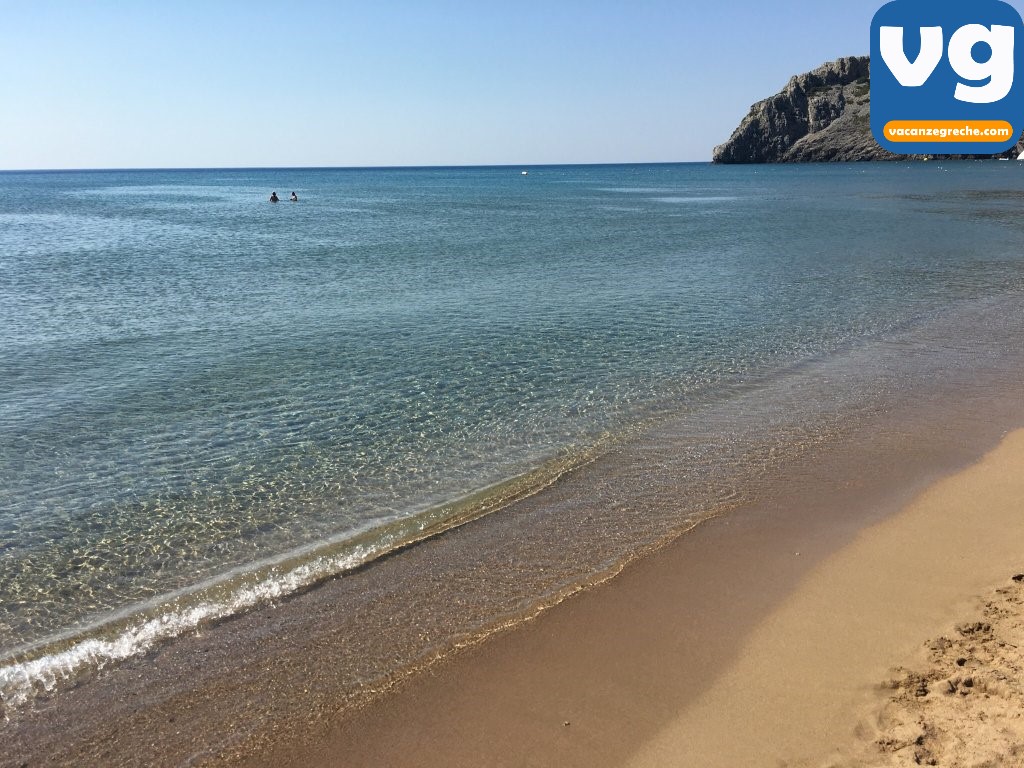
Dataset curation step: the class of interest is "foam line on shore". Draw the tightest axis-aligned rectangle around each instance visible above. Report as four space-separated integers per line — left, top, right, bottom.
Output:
0 450 596 714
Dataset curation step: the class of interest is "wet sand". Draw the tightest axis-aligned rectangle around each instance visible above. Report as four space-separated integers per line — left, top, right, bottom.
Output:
245 429 1024 768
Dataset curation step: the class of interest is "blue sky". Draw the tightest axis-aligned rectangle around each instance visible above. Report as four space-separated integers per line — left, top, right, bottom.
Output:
1 1 1018 169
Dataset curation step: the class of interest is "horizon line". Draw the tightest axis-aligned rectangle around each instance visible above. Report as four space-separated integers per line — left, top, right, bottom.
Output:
0 160 710 174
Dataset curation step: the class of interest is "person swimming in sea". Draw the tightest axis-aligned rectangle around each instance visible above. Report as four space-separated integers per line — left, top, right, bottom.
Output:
269 191 279 203
290 191 298 202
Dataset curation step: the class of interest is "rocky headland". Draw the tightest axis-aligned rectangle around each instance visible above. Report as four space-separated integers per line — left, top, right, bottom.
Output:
712 56 1024 163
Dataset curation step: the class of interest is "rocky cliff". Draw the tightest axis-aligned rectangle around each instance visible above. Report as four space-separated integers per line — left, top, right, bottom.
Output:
712 56 1024 163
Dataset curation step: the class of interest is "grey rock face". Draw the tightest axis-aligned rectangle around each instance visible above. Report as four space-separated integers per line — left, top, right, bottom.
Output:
712 56 1024 163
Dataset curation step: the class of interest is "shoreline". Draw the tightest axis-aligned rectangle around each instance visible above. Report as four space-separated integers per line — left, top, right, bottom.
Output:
5 388 1024 767
252 428 1024 768
6 295 1024 767
4 395 1023 767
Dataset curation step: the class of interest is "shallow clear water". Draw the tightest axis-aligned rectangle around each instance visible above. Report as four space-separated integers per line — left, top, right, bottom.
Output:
2 162 1024 702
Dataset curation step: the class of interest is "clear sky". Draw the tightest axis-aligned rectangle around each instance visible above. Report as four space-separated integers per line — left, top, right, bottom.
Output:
1 1 1020 170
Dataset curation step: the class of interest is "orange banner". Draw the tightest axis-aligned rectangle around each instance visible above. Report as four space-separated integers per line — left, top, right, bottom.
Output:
883 120 1015 142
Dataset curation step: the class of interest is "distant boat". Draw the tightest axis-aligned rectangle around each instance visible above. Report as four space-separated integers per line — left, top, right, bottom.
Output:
521 171 528 175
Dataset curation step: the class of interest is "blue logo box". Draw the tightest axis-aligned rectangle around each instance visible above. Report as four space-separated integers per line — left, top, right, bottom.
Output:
870 0 1024 154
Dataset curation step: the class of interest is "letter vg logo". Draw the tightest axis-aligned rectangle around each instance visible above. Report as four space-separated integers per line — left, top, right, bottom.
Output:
871 0 1024 154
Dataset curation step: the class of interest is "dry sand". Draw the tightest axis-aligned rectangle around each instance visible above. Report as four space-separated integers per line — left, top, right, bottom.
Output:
851 578 1024 767
628 427 1024 768
258 429 1024 768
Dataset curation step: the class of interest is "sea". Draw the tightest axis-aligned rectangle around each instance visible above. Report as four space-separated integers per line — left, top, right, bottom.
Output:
3 162 1024 715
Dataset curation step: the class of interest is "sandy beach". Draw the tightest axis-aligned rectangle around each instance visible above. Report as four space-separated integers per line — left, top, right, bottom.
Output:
249 428 1024 768
630 428 1024 768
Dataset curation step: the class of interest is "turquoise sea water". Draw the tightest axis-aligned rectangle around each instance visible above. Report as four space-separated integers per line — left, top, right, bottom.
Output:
3 162 1024 707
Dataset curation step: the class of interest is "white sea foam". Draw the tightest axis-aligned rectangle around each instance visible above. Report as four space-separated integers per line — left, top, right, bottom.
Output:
653 196 738 203
0 541 381 712
596 187 680 193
